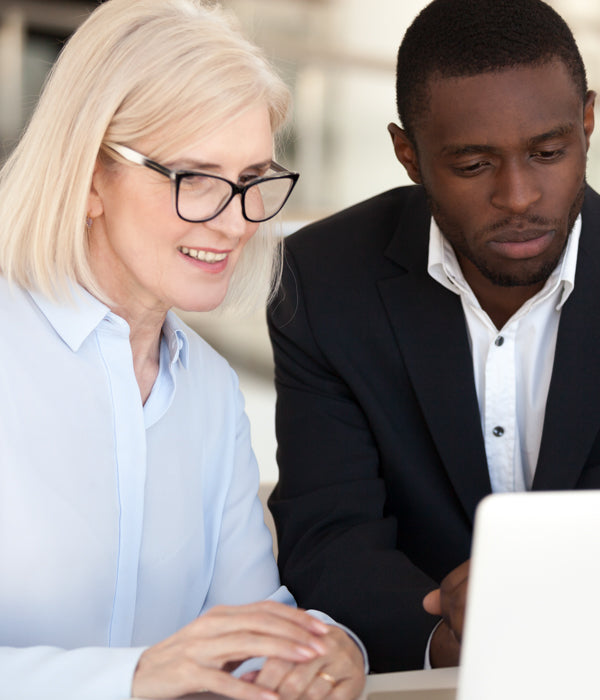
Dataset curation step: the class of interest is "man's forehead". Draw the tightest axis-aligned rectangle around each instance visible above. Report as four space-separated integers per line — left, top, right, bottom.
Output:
414 61 584 147
424 59 578 97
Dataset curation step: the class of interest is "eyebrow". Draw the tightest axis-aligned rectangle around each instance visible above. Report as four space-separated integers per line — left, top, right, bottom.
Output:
171 158 273 172
441 144 496 157
527 123 575 148
442 122 576 157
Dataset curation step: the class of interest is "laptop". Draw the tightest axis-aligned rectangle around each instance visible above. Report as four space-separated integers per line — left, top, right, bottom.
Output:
457 490 600 700
369 490 600 700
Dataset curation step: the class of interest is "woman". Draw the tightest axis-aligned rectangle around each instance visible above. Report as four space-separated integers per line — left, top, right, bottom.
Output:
0 1 366 699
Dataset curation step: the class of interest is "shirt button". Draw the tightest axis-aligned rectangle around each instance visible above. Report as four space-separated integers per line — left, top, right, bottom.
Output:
495 336 504 346
493 426 505 437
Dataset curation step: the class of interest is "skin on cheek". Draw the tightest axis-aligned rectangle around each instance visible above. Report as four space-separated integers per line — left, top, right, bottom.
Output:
88 105 273 317
408 64 590 295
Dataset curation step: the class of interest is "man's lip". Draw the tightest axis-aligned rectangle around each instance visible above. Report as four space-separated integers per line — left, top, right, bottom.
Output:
488 229 555 259
490 228 552 244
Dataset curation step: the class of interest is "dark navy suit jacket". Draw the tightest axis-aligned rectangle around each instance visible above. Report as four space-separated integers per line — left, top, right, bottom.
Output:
267 184 600 672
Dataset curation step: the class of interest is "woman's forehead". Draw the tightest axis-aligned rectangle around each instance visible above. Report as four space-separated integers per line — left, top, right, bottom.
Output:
149 104 274 166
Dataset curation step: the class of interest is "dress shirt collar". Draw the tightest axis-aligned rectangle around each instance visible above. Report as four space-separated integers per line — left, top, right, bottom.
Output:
29 284 189 368
29 283 112 352
163 311 189 370
427 214 581 311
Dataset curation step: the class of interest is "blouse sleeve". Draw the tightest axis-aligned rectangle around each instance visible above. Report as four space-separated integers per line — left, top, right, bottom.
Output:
202 370 284 609
200 370 369 672
0 645 145 700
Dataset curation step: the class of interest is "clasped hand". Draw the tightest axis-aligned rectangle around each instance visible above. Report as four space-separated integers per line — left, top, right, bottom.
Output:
132 600 365 700
422 559 470 668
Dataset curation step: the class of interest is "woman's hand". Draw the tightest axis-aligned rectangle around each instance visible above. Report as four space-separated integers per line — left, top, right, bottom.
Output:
252 624 366 700
131 601 330 700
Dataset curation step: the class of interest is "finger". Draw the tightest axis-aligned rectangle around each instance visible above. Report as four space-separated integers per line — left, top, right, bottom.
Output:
276 658 326 700
436 560 470 640
211 602 330 636
199 607 329 654
240 670 260 683
298 673 337 700
329 675 367 700
423 589 442 615
133 662 279 700
317 648 366 700
267 627 365 700
440 560 470 595
205 629 323 666
316 628 366 698
255 658 295 692
428 620 461 668
204 669 279 700
279 663 359 700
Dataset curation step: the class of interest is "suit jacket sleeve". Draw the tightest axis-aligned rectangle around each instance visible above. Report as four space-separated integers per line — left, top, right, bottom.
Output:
268 242 441 672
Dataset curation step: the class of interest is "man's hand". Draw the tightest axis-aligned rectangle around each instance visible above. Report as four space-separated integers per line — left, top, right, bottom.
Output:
422 559 470 667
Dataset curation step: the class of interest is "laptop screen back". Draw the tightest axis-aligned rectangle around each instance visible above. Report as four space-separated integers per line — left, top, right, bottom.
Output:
457 490 600 700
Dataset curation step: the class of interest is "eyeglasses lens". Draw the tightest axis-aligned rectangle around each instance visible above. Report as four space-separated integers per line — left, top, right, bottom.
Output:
177 173 295 223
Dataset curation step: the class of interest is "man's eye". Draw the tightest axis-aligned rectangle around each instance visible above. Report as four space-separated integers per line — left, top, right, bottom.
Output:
532 149 564 161
455 161 489 175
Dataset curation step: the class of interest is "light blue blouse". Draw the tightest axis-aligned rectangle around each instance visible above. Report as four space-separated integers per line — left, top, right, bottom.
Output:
0 277 298 698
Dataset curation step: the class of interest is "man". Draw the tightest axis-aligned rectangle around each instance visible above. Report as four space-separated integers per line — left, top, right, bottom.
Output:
267 0 599 673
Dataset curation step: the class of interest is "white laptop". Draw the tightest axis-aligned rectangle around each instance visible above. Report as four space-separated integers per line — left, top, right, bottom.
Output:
457 490 600 700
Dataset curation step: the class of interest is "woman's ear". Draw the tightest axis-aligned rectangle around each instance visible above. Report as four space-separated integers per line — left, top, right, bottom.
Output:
87 159 105 218
387 122 422 185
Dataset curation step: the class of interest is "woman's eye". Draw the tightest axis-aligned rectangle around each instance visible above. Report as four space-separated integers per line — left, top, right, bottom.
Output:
239 170 267 185
179 175 215 193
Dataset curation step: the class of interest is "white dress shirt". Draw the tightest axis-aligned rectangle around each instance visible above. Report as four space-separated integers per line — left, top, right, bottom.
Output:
428 215 580 491
0 278 361 699
422 216 580 667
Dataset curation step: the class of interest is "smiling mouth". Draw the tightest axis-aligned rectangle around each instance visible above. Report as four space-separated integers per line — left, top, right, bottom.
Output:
179 246 228 263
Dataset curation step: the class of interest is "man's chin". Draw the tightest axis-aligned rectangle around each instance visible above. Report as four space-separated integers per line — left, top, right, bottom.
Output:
476 259 560 288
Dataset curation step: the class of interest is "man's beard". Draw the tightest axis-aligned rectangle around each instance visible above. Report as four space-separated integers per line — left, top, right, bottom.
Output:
426 180 586 288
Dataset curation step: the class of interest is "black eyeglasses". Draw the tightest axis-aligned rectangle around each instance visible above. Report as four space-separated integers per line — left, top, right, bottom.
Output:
105 143 299 223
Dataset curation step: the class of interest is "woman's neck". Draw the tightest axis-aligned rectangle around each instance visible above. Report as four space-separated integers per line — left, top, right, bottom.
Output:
110 300 166 404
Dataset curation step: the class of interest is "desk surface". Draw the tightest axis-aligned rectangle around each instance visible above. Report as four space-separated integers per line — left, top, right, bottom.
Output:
362 668 458 698
145 668 460 700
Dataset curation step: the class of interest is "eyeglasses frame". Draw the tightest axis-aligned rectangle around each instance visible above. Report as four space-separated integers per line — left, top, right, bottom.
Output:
104 143 299 224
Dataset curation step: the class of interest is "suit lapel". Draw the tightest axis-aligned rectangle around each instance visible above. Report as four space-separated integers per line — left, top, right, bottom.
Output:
534 187 600 489
378 187 491 522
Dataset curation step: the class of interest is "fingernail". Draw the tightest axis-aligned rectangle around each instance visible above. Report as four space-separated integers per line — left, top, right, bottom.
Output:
310 620 330 634
297 646 317 658
261 692 278 700
309 640 327 655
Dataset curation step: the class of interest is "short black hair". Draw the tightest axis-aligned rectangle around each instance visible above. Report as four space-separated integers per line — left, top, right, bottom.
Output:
396 0 588 143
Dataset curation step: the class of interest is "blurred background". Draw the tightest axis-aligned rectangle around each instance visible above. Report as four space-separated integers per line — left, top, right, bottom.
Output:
1 0 599 483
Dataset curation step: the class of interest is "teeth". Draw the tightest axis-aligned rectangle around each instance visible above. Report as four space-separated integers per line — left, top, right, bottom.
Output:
180 247 227 262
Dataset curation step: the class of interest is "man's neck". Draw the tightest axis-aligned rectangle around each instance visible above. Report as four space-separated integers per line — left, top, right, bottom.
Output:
457 254 546 330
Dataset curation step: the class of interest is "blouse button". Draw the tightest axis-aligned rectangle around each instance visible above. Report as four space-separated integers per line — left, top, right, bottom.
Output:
495 336 504 346
493 426 505 437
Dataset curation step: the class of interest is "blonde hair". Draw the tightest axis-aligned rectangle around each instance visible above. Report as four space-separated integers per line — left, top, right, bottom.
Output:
0 0 291 313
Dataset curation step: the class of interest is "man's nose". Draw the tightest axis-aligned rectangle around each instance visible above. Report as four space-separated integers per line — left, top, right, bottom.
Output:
490 159 542 214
